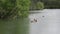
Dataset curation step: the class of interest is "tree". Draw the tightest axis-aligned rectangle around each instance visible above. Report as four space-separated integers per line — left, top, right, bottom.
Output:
0 0 30 19
30 0 44 10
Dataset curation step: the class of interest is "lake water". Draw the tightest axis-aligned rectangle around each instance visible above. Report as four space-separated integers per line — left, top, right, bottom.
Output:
29 9 60 34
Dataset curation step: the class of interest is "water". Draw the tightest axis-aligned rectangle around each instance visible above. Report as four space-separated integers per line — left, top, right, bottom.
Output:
29 9 60 34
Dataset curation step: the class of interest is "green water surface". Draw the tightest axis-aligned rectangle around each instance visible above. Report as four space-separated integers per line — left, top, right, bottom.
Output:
0 17 29 34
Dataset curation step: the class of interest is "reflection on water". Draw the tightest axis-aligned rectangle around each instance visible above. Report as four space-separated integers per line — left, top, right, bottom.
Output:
29 9 60 34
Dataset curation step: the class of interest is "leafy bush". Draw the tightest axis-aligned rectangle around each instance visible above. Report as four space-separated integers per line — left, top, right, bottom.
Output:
0 0 30 19
30 2 44 10
16 0 30 17
36 2 44 10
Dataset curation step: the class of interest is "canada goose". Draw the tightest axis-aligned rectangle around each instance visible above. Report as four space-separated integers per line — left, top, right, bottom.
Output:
31 21 33 23
31 19 37 23
34 19 37 22
42 16 44 17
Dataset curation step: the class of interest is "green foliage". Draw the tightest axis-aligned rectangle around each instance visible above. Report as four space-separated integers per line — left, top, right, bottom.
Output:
30 1 44 10
40 0 60 8
0 0 16 19
16 0 30 17
31 0 60 9
36 2 44 10
0 0 30 19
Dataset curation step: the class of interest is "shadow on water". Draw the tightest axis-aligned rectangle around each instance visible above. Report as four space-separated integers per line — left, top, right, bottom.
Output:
29 12 42 14
29 10 44 14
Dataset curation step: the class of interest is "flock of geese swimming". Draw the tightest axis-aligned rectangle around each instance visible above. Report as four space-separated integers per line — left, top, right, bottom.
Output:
31 19 37 23
30 16 44 23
